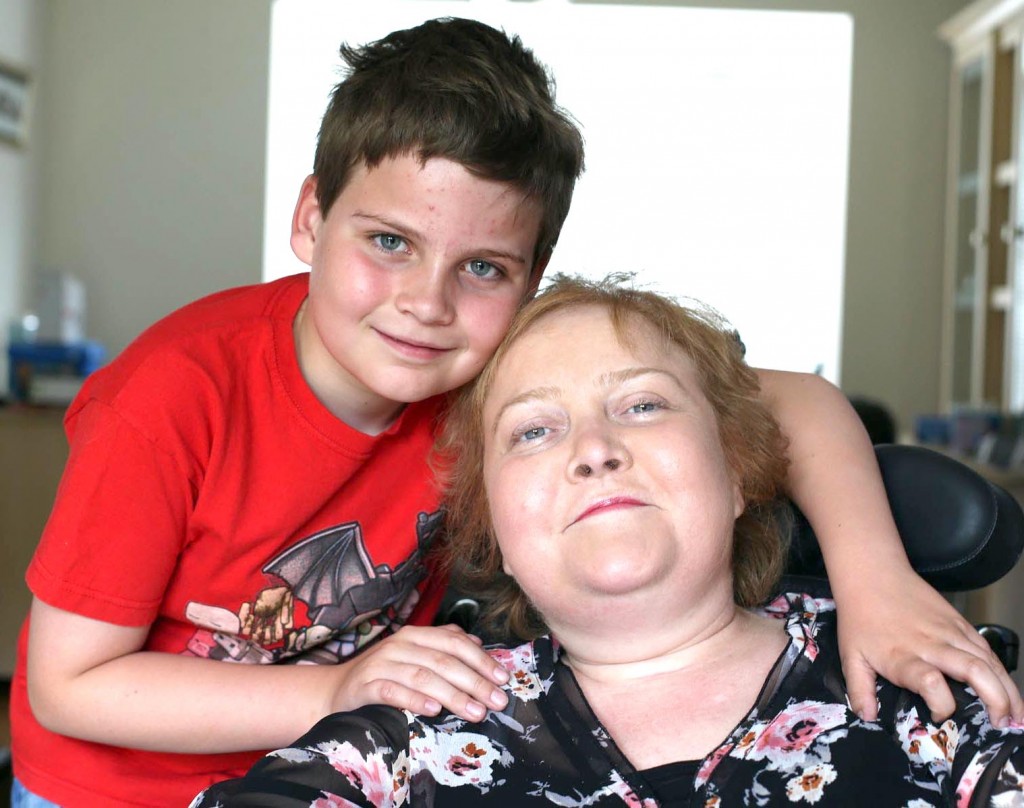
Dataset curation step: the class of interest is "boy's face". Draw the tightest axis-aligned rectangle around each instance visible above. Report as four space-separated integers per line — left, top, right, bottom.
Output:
291 155 545 433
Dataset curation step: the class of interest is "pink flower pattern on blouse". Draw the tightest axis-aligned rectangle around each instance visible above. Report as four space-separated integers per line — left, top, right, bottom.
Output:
195 593 1024 807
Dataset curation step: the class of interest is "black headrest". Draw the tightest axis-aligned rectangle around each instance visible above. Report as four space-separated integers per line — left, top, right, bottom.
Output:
786 444 1024 592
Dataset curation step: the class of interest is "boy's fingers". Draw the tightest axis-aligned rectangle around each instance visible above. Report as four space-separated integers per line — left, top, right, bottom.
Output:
1009 678 1024 724
433 622 485 646
932 646 1015 727
953 624 1024 722
398 625 509 685
908 625 1020 725
343 626 510 721
372 678 483 721
889 658 958 722
370 661 505 722
414 648 509 710
842 659 879 722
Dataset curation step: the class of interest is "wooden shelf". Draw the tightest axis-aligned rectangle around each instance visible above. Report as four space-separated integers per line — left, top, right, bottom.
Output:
0 407 67 676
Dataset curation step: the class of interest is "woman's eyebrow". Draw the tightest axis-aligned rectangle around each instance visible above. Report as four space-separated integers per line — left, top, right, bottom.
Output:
490 386 560 435
599 367 684 389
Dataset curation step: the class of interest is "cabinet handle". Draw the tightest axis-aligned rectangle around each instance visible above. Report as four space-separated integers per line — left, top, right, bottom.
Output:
969 229 987 248
1001 223 1024 243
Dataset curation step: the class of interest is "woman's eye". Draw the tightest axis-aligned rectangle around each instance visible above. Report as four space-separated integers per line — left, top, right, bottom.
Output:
464 259 501 279
514 425 549 444
372 233 407 253
627 400 662 415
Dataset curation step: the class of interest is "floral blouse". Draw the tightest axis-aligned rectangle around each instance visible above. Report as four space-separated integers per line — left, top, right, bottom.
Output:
192 593 1024 806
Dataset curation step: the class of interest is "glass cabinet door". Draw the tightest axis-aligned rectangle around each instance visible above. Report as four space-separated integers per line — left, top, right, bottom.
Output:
1007 42 1024 411
950 56 988 406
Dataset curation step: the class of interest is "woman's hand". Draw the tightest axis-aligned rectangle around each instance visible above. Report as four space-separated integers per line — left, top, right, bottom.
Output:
328 623 510 722
836 564 1024 726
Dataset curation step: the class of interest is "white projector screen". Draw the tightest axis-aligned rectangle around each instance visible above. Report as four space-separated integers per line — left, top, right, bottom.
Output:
264 0 852 381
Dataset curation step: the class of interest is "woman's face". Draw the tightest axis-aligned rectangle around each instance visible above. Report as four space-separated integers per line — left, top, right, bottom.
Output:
482 306 744 626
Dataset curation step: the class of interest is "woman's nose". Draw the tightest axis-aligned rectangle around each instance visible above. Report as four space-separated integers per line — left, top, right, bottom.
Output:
574 457 622 478
569 427 630 480
395 264 455 325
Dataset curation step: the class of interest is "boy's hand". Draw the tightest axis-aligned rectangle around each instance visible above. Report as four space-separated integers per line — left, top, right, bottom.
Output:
837 565 1024 726
329 623 510 721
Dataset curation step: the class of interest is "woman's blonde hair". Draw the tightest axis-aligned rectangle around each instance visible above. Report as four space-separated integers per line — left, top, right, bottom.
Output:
435 274 791 639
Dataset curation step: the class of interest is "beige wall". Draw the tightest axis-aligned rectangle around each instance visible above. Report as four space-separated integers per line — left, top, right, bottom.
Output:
0 0 43 395
29 0 272 359
594 0 971 431
18 0 970 430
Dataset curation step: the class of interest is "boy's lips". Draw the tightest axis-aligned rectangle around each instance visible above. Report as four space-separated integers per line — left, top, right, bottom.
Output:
375 328 451 360
569 496 647 527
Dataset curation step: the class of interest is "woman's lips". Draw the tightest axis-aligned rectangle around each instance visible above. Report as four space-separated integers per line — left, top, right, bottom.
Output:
570 497 647 527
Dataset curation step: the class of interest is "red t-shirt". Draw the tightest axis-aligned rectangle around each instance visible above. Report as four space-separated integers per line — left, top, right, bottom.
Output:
11 273 448 806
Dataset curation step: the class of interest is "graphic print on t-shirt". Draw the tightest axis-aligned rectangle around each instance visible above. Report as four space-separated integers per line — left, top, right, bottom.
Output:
182 509 443 664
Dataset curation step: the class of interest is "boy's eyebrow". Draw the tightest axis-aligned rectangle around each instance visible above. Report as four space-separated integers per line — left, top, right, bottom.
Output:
353 212 531 265
353 212 424 242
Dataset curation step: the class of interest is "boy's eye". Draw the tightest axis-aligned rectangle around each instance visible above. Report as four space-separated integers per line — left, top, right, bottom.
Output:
372 233 408 253
464 259 501 279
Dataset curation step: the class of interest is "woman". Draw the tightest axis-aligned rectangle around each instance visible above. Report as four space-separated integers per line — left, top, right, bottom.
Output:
193 275 1024 806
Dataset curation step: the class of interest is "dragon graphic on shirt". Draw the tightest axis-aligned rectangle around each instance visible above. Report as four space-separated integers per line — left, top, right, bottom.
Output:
182 509 443 665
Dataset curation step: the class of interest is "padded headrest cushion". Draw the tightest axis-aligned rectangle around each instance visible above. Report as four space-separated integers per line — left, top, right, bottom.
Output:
787 444 1024 592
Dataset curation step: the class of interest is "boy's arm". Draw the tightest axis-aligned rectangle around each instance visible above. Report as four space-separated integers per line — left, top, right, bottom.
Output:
756 369 1024 726
26 597 509 753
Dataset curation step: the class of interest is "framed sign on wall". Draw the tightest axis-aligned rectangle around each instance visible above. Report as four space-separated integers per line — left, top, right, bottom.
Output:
0 59 31 147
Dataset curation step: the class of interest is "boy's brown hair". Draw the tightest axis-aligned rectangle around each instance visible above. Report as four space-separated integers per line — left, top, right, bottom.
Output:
314 17 585 267
436 274 792 640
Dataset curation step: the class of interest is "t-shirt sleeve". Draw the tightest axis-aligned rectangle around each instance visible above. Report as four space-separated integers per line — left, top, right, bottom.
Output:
27 396 197 627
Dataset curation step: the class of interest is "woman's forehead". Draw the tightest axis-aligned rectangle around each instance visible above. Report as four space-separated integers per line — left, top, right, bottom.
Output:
510 306 677 363
487 305 696 399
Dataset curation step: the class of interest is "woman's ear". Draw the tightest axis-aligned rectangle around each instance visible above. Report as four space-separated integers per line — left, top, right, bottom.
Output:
732 479 746 520
290 175 322 266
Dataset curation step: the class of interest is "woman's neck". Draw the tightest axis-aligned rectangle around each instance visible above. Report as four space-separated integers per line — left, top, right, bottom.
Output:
560 603 755 685
548 578 741 674
560 608 790 769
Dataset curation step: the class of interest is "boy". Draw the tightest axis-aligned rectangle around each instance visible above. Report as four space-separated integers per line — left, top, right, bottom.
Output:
11 16 1021 808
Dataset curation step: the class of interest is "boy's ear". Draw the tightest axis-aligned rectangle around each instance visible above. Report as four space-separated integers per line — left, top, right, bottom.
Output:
526 248 552 298
290 175 322 266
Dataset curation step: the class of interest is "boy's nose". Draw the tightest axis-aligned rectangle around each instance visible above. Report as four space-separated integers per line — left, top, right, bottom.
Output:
395 265 455 325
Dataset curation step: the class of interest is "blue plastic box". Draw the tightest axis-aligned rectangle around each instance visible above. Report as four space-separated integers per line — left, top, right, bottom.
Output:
8 340 107 402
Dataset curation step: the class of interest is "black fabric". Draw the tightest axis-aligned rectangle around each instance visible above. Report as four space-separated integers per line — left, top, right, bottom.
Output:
639 760 699 805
